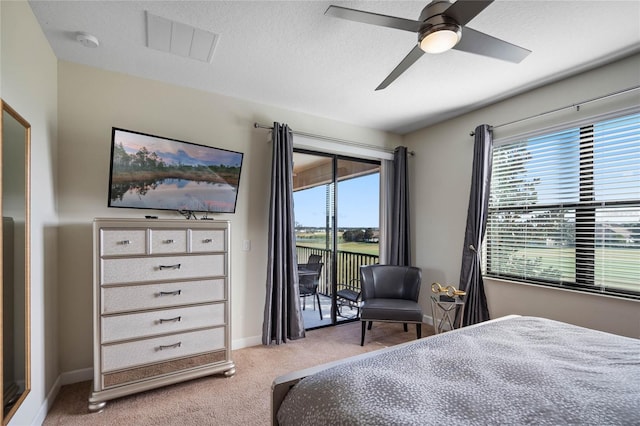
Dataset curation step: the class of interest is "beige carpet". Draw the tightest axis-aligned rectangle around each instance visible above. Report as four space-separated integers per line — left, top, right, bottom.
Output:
44 321 433 425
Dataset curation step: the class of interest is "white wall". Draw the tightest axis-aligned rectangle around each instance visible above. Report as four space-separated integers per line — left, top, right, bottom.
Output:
56 61 402 373
1 1 59 424
405 53 640 338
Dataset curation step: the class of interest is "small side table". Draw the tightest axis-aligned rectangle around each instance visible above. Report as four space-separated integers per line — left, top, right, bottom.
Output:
430 295 465 334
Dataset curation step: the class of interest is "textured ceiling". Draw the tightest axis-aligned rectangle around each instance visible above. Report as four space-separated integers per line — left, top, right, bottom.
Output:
29 1 640 134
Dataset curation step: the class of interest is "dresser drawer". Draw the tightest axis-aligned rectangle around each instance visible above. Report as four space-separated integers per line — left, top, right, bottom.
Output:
190 229 226 252
102 327 225 372
101 303 225 343
100 254 225 285
101 229 146 256
102 279 226 314
150 229 187 254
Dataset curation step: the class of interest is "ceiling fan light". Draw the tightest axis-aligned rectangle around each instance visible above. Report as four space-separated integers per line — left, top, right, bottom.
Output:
419 24 461 54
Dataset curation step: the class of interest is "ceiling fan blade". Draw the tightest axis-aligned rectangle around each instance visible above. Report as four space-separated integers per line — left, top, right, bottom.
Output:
376 45 424 91
443 0 494 26
454 27 531 63
325 5 422 32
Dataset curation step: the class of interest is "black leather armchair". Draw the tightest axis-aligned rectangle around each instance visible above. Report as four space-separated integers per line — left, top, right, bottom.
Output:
359 265 423 346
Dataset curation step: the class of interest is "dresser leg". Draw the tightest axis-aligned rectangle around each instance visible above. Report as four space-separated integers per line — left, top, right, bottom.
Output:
88 400 107 413
224 367 236 377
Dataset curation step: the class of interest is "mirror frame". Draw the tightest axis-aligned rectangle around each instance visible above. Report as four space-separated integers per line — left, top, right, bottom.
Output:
0 99 31 425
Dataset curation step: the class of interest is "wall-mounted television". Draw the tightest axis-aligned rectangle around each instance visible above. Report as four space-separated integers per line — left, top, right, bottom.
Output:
108 127 244 214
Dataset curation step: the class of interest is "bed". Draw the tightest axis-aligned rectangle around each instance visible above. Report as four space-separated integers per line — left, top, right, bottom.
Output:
272 315 640 425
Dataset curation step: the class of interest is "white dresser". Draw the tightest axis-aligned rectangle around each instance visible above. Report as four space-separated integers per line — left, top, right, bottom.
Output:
88 218 235 412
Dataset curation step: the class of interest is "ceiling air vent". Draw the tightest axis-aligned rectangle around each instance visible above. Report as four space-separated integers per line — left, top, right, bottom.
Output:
146 11 219 63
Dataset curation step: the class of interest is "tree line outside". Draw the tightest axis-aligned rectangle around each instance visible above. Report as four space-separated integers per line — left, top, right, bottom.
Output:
111 143 241 186
295 225 379 256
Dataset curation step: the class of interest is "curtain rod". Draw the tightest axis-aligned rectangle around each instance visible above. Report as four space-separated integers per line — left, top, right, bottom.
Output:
254 122 414 156
469 85 640 136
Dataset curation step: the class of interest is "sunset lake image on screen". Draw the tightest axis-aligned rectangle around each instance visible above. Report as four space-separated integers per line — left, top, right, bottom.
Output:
108 129 243 213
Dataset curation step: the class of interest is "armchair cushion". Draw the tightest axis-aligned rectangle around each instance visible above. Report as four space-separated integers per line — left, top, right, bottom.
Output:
360 298 423 323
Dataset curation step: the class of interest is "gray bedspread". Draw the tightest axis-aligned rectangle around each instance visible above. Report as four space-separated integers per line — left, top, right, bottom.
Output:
277 316 640 425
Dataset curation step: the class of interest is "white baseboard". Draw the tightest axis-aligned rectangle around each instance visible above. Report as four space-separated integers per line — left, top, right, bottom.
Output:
32 368 93 426
232 335 262 350
31 376 60 426
423 314 434 326
60 367 93 385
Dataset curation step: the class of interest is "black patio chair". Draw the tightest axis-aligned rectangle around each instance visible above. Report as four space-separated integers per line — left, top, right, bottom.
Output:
298 262 324 320
336 279 361 319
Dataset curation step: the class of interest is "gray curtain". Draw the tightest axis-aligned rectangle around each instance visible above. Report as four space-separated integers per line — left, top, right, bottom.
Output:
458 124 493 326
389 146 411 266
262 122 305 345
379 159 393 264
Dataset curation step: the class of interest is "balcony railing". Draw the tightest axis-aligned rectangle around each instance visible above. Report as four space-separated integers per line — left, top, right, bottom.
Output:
296 245 379 296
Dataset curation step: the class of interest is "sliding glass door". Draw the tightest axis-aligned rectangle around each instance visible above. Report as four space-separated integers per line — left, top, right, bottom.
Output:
293 149 380 329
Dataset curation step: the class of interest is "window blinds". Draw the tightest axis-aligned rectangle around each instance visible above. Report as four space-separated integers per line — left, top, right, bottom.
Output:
485 112 640 297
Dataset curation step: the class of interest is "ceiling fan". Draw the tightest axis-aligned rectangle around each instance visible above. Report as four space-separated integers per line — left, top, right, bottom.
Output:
325 0 531 90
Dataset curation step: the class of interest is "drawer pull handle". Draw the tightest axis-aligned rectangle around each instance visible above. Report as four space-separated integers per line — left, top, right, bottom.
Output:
159 316 182 324
119 240 131 245
159 264 181 270
203 238 213 243
157 342 181 351
164 239 175 244
159 290 182 297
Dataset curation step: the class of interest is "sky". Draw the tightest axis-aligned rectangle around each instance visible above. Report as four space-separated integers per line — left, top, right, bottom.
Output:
293 173 379 228
114 128 243 167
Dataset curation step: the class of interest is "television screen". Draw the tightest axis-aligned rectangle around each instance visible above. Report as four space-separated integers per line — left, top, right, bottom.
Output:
108 128 243 214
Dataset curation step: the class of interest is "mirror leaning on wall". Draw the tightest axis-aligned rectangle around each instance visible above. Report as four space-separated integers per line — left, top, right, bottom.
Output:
1 99 31 425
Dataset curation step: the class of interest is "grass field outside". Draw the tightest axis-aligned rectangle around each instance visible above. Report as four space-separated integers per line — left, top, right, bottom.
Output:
490 246 640 293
